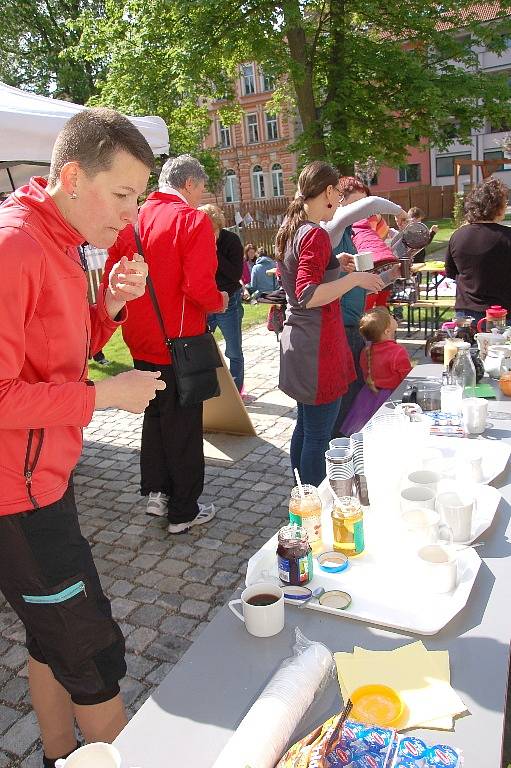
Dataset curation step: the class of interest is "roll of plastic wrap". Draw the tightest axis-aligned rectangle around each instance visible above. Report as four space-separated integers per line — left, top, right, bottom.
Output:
212 641 333 768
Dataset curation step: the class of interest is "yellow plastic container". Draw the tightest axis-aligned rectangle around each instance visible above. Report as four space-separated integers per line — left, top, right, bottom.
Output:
350 684 404 728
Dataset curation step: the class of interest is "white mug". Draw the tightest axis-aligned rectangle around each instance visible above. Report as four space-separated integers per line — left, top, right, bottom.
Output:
400 485 436 512
353 251 374 271
462 397 488 435
402 508 453 548
436 490 474 542
55 744 121 768
417 544 457 594
407 470 441 493
228 582 284 637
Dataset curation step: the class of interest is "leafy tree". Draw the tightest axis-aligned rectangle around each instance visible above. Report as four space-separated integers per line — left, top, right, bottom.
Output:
69 0 511 170
0 0 102 103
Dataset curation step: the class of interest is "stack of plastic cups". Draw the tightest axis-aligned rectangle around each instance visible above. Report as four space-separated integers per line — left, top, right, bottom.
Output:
350 432 369 506
325 448 355 500
363 411 407 516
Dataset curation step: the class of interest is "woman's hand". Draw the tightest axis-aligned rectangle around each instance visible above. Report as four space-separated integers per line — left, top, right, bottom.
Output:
336 252 356 272
355 272 385 294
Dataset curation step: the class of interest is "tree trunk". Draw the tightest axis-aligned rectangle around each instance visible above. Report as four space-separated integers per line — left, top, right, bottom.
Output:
324 0 351 170
282 0 327 161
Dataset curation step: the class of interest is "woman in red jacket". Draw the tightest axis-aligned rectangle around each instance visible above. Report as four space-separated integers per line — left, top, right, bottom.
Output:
276 161 384 486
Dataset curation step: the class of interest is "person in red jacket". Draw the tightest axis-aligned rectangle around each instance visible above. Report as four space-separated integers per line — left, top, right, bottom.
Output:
103 155 228 533
341 307 412 435
0 109 166 765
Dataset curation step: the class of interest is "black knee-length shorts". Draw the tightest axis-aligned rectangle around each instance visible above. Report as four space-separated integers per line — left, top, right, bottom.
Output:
0 483 126 705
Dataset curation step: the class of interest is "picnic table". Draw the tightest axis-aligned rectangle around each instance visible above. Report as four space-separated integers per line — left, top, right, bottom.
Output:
115 365 511 767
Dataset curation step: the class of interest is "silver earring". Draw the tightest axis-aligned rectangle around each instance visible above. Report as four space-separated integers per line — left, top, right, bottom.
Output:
70 192 78 199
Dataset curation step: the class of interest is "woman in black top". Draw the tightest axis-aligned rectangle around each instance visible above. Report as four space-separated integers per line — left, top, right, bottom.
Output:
445 178 511 324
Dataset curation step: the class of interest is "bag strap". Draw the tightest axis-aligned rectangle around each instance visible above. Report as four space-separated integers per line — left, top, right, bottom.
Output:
134 223 172 357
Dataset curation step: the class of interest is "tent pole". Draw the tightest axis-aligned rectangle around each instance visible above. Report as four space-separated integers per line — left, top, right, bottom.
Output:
6 167 15 191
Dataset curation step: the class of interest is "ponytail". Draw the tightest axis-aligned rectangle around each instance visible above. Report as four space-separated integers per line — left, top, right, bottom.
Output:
365 344 378 393
275 197 307 261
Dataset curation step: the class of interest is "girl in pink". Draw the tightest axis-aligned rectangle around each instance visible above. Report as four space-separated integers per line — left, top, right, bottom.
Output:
341 307 411 435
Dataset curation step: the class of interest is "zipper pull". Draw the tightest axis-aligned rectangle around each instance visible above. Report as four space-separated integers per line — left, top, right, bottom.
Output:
25 470 32 485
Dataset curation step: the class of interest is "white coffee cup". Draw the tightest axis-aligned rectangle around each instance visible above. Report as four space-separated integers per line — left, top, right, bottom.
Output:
402 508 453 548
55 744 121 768
417 544 457 594
436 490 474 542
462 397 488 435
400 485 436 512
228 582 284 637
407 470 441 493
353 251 374 271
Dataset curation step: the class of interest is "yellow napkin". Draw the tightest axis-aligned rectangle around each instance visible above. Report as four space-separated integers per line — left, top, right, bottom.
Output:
335 641 468 731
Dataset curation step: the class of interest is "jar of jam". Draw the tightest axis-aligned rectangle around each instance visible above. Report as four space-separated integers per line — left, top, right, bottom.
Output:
332 497 365 557
277 525 313 586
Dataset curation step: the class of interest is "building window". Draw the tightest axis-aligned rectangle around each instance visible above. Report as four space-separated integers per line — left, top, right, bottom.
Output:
224 170 239 203
435 153 471 177
252 165 265 198
398 164 421 183
265 113 279 141
241 64 255 95
483 150 511 172
271 163 284 197
261 71 274 91
218 121 231 148
246 113 259 144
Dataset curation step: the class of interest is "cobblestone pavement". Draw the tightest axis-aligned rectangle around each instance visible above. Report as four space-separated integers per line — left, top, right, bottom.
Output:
0 325 427 767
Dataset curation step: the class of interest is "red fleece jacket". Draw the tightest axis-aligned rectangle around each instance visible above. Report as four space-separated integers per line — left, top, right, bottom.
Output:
103 192 224 365
0 178 125 515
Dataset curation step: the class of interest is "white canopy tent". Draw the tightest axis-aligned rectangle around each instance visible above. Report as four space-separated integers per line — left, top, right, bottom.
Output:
0 82 169 193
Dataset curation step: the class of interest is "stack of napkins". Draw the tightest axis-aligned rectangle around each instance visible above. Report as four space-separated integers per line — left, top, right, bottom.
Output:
335 641 468 730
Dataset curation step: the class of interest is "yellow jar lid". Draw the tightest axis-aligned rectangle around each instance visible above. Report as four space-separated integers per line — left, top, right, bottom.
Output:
350 684 404 728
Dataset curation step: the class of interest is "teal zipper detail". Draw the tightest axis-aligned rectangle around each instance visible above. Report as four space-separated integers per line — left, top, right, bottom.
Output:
22 580 87 605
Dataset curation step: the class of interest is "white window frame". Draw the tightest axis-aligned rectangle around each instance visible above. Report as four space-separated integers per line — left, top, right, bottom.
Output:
218 121 231 148
252 165 266 199
224 170 239 203
241 64 255 95
265 113 278 141
398 163 421 183
271 163 284 197
261 71 273 91
246 113 259 144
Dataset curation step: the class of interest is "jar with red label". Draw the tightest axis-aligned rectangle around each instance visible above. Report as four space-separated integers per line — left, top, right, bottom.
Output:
277 525 313 586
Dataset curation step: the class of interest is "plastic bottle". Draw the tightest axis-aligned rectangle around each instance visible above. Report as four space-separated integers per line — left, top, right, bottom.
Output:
450 341 476 391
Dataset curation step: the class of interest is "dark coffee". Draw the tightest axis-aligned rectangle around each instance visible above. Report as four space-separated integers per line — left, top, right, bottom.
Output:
247 593 279 606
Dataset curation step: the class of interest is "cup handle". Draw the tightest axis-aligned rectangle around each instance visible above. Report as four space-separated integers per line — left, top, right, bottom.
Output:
438 523 454 546
228 599 245 623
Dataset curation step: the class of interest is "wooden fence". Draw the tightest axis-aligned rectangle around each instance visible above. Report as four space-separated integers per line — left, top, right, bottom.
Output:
378 184 455 220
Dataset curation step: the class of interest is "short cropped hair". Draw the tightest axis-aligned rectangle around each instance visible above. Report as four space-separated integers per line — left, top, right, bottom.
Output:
48 108 154 187
464 177 509 223
159 155 208 190
198 204 226 231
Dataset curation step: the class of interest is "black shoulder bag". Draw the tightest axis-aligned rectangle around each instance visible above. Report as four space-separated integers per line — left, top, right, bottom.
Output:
134 224 222 407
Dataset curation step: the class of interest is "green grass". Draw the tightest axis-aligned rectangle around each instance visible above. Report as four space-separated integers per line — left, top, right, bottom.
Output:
424 218 457 256
88 301 271 382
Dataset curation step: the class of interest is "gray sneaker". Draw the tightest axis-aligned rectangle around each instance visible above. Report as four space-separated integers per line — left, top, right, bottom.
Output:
167 503 216 534
146 492 169 517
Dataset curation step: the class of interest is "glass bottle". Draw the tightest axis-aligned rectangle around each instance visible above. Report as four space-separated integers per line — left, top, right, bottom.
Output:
331 496 365 557
288 485 322 554
450 341 476 391
277 525 313 585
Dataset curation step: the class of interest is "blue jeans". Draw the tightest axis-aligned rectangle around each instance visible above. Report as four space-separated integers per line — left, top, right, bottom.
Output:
209 289 244 391
290 399 342 487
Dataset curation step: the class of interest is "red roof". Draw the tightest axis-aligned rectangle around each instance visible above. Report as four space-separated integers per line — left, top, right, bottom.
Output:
437 2 510 31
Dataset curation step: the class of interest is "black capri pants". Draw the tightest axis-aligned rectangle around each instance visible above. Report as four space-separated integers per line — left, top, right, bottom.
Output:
0 483 126 705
